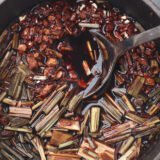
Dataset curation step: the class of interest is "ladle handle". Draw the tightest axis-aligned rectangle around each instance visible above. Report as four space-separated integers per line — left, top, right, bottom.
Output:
117 25 160 56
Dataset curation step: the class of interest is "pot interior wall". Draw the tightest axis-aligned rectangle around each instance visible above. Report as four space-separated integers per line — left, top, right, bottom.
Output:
0 0 159 159
108 0 160 29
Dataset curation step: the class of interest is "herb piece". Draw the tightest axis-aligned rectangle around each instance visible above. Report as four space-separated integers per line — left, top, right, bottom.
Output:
125 112 145 124
119 136 135 155
90 107 100 133
33 136 46 160
5 126 32 133
57 118 80 131
43 91 64 114
78 138 115 160
147 103 160 116
86 41 94 61
105 93 125 114
12 32 19 49
127 76 145 97
50 130 72 146
0 142 24 160
3 98 17 106
68 93 83 112
79 23 100 28
82 60 91 76
122 95 135 112
35 105 59 132
9 107 32 118
102 121 137 139
78 110 90 135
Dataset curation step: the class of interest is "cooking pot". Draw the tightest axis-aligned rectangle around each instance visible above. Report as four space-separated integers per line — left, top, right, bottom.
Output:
0 0 160 159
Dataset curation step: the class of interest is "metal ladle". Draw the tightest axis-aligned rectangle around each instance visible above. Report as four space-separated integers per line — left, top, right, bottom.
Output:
82 25 160 98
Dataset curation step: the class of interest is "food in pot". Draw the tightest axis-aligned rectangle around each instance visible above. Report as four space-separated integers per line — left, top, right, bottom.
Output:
0 0 159 159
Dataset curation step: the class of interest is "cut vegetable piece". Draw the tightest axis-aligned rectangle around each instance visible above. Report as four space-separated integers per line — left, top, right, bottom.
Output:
79 23 100 28
47 153 80 160
105 93 125 114
68 93 83 112
33 136 46 160
57 118 80 131
127 76 145 97
119 136 135 155
105 133 131 144
50 130 73 146
9 107 32 118
82 60 91 76
78 138 115 160
90 107 100 133
125 112 145 124
147 103 160 116
35 105 59 132
122 95 135 112
102 121 137 139
12 32 19 49
4 126 32 133
86 41 94 60
78 110 90 134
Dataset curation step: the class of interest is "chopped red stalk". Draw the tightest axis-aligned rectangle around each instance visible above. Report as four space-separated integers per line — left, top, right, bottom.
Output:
78 78 87 88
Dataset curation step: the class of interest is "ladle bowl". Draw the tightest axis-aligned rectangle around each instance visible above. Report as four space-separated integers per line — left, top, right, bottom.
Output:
81 25 160 98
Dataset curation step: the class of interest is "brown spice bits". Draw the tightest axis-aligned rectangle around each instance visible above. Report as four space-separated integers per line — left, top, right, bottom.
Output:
39 85 55 98
18 44 27 52
69 70 78 79
48 15 55 21
150 59 159 75
26 54 38 70
56 71 63 79
78 78 87 88
145 48 152 55
47 58 58 67
0 130 13 137
44 67 55 77
21 28 30 40
145 76 155 86
40 43 47 51
0 116 9 126
105 23 115 32
26 41 34 49
45 48 62 59
119 139 141 160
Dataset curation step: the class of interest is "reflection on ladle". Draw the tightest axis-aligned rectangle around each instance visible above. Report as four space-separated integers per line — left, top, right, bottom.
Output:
81 25 160 99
